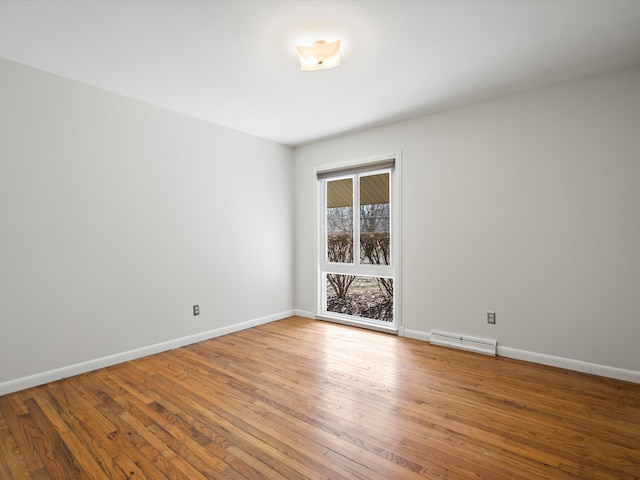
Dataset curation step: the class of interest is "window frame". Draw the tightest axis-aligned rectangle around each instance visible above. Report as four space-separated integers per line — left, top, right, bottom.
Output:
315 154 401 333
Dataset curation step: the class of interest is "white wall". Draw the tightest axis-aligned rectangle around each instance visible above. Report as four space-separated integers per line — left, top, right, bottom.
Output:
294 65 640 376
0 58 294 390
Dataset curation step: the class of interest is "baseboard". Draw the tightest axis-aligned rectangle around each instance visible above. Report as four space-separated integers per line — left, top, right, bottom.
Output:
498 346 640 384
0 310 293 396
400 329 640 384
402 328 431 342
293 309 315 319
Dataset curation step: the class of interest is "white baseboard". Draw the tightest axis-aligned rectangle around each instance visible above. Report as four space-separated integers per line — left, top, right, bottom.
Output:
498 346 640 384
402 328 431 342
293 309 315 319
0 310 293 396
400 329 639 384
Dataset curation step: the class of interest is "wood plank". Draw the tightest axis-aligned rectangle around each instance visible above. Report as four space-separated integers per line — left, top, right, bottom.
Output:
0 409 30 480
0 395 48 476
22 397 89 479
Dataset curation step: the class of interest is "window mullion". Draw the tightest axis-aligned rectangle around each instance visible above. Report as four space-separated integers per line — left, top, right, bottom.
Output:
353 173 360 267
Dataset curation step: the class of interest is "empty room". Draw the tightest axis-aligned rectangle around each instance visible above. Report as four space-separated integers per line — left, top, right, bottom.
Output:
1 1 639 479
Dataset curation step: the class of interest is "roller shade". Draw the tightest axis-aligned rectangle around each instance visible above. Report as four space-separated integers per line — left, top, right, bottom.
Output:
316 158 395 180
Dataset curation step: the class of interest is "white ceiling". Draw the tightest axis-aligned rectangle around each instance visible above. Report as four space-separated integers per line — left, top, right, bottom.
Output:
1 1 640 147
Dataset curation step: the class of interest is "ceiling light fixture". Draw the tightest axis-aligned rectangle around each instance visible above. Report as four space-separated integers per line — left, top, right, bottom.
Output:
296 40 341 71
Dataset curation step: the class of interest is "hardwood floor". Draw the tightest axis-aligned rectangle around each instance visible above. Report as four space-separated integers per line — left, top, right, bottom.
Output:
1 317 639 479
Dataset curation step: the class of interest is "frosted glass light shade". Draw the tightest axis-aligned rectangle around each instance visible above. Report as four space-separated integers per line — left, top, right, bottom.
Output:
296 40 341 71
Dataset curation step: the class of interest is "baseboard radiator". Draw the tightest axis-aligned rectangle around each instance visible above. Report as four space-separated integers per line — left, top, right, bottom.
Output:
429 330 497 356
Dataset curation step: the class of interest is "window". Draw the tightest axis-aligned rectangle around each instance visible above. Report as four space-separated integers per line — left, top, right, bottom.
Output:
317 156 400 332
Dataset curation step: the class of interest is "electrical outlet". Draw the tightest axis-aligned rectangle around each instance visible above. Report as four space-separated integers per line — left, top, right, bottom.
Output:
193 305 199 316
487 311 496 324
